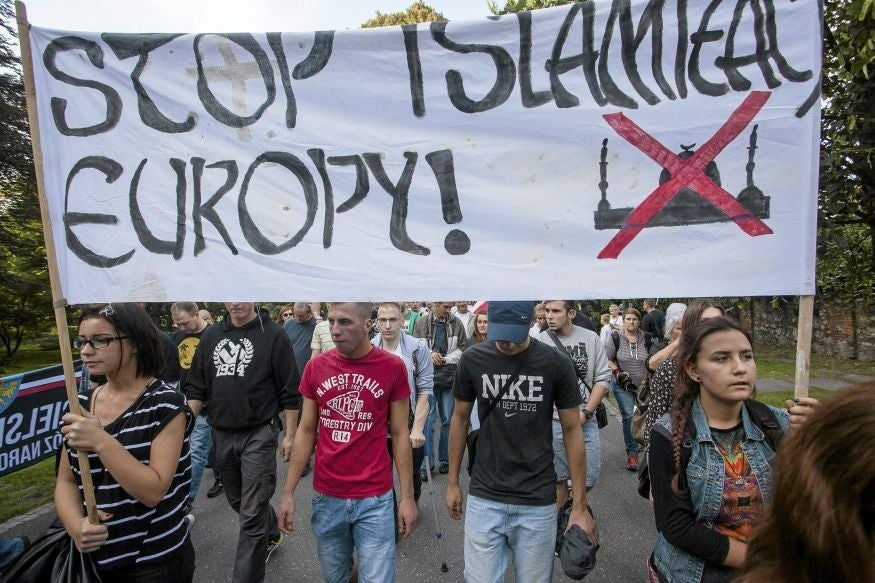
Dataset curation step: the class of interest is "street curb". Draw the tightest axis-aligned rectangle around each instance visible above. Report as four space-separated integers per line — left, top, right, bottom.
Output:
0 502 53 535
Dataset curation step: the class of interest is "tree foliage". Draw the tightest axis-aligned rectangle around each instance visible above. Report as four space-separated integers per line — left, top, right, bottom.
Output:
818 0 875 298
0 0 52 358
488 0 573 15
361 1 446 28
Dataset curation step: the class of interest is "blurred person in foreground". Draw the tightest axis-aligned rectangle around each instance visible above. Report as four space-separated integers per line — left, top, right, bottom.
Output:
736 383 874 583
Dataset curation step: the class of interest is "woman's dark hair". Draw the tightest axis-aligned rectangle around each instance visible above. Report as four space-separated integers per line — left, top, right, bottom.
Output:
670 316 751 496
736 383 875 583
78 303 164 378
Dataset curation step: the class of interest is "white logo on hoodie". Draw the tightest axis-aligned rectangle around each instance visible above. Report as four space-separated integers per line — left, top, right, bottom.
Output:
213 338 254 377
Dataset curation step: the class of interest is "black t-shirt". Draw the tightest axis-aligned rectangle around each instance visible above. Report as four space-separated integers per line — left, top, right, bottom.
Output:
157 328 181 384
642 309 665 340
453 339 581 505
171 325 209 391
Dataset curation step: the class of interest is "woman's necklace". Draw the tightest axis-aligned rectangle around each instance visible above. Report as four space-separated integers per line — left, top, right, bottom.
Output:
626 332 640 360
714 432 748 486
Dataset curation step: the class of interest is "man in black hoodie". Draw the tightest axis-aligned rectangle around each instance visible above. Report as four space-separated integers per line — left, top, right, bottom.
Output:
185 302 301 583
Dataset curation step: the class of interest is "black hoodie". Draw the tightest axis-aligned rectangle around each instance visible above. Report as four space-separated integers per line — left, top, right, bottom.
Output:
184 307 301 430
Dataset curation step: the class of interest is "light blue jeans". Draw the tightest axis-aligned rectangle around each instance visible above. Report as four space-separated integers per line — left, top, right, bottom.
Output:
188 414 217 506
311 489 396 583
464 495 557 583
610 378 638 455
552 417 601 490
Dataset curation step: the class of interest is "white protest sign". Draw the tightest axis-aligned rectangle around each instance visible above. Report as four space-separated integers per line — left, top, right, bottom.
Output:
26 0 821 302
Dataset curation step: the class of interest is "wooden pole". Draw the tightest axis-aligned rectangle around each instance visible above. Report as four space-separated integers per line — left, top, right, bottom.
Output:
15 1 99 523
794 295 815 399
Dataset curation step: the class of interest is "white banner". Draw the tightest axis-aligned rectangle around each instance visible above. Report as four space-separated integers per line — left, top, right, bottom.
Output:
27 0 822 302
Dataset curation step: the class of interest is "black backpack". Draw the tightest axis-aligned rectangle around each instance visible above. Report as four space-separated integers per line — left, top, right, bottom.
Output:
637 399 784 499
611 330 656 354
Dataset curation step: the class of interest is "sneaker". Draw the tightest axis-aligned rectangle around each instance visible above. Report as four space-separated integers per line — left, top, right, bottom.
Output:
207 480 224 498
266 534 284 563
185 514 195 533
626 454 639 471
439 462 449 474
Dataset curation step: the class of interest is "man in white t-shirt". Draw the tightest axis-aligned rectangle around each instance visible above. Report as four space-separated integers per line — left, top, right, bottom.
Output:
539 301 611 506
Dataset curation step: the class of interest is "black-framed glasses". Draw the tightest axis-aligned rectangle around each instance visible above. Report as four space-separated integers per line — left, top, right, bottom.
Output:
282 312 294 319
73 336 129 349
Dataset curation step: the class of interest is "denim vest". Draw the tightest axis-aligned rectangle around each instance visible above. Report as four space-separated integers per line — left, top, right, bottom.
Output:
652 398 789 583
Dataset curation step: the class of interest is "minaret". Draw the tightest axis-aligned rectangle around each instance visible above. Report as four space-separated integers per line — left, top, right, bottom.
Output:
598 138 610 212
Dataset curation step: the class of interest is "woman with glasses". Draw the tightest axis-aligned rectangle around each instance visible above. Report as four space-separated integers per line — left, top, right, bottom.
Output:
276 304 295 324
56 303 195 581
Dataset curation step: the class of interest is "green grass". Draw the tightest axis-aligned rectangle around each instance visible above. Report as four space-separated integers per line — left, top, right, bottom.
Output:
0 458 55 523
753 342 875 382
0 343 64 376
1 344 64 524
754 387 833 408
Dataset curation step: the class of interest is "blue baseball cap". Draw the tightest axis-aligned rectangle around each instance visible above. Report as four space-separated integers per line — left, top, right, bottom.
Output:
487 301 534 344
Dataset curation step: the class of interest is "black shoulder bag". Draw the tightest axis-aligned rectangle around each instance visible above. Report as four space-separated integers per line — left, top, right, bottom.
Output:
466 347 531 476
546 330 608 429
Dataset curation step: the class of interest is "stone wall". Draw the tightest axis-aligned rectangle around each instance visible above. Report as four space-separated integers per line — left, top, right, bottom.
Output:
736 297 875 360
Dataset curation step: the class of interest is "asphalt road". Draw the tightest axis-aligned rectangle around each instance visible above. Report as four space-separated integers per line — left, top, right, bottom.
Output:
3 402 657 582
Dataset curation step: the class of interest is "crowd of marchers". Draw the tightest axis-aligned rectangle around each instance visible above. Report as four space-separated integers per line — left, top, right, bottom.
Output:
2 299 873 583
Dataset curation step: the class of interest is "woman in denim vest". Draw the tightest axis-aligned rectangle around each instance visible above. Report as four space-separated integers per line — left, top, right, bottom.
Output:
647 317 814 583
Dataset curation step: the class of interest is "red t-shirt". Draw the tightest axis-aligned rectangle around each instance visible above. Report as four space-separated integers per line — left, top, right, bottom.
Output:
300 347 411 498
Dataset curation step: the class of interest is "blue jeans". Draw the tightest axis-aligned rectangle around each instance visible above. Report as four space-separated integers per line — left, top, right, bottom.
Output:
434 386 455 464
610 378 638 455
188 415 219 506
422 395 436 470
464 495 557 583
311 489 396 583
552 417 601 489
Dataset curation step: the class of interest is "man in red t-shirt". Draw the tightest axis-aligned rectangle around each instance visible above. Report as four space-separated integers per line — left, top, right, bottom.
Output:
278 302 418 582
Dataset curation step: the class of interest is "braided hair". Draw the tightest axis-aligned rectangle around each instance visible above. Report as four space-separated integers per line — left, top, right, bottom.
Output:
669 316 752 497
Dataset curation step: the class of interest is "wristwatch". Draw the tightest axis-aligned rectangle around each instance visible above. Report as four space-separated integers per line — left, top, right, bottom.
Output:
582 408 595 420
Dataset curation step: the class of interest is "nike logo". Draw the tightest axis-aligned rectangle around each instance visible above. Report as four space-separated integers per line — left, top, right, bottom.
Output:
504 412 518 417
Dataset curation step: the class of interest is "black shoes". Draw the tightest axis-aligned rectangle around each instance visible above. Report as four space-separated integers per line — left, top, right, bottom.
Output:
439 462 450 474
207 480 224 498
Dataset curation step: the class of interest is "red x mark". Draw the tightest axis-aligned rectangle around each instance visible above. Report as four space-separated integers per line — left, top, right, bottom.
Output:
598 91 774 259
